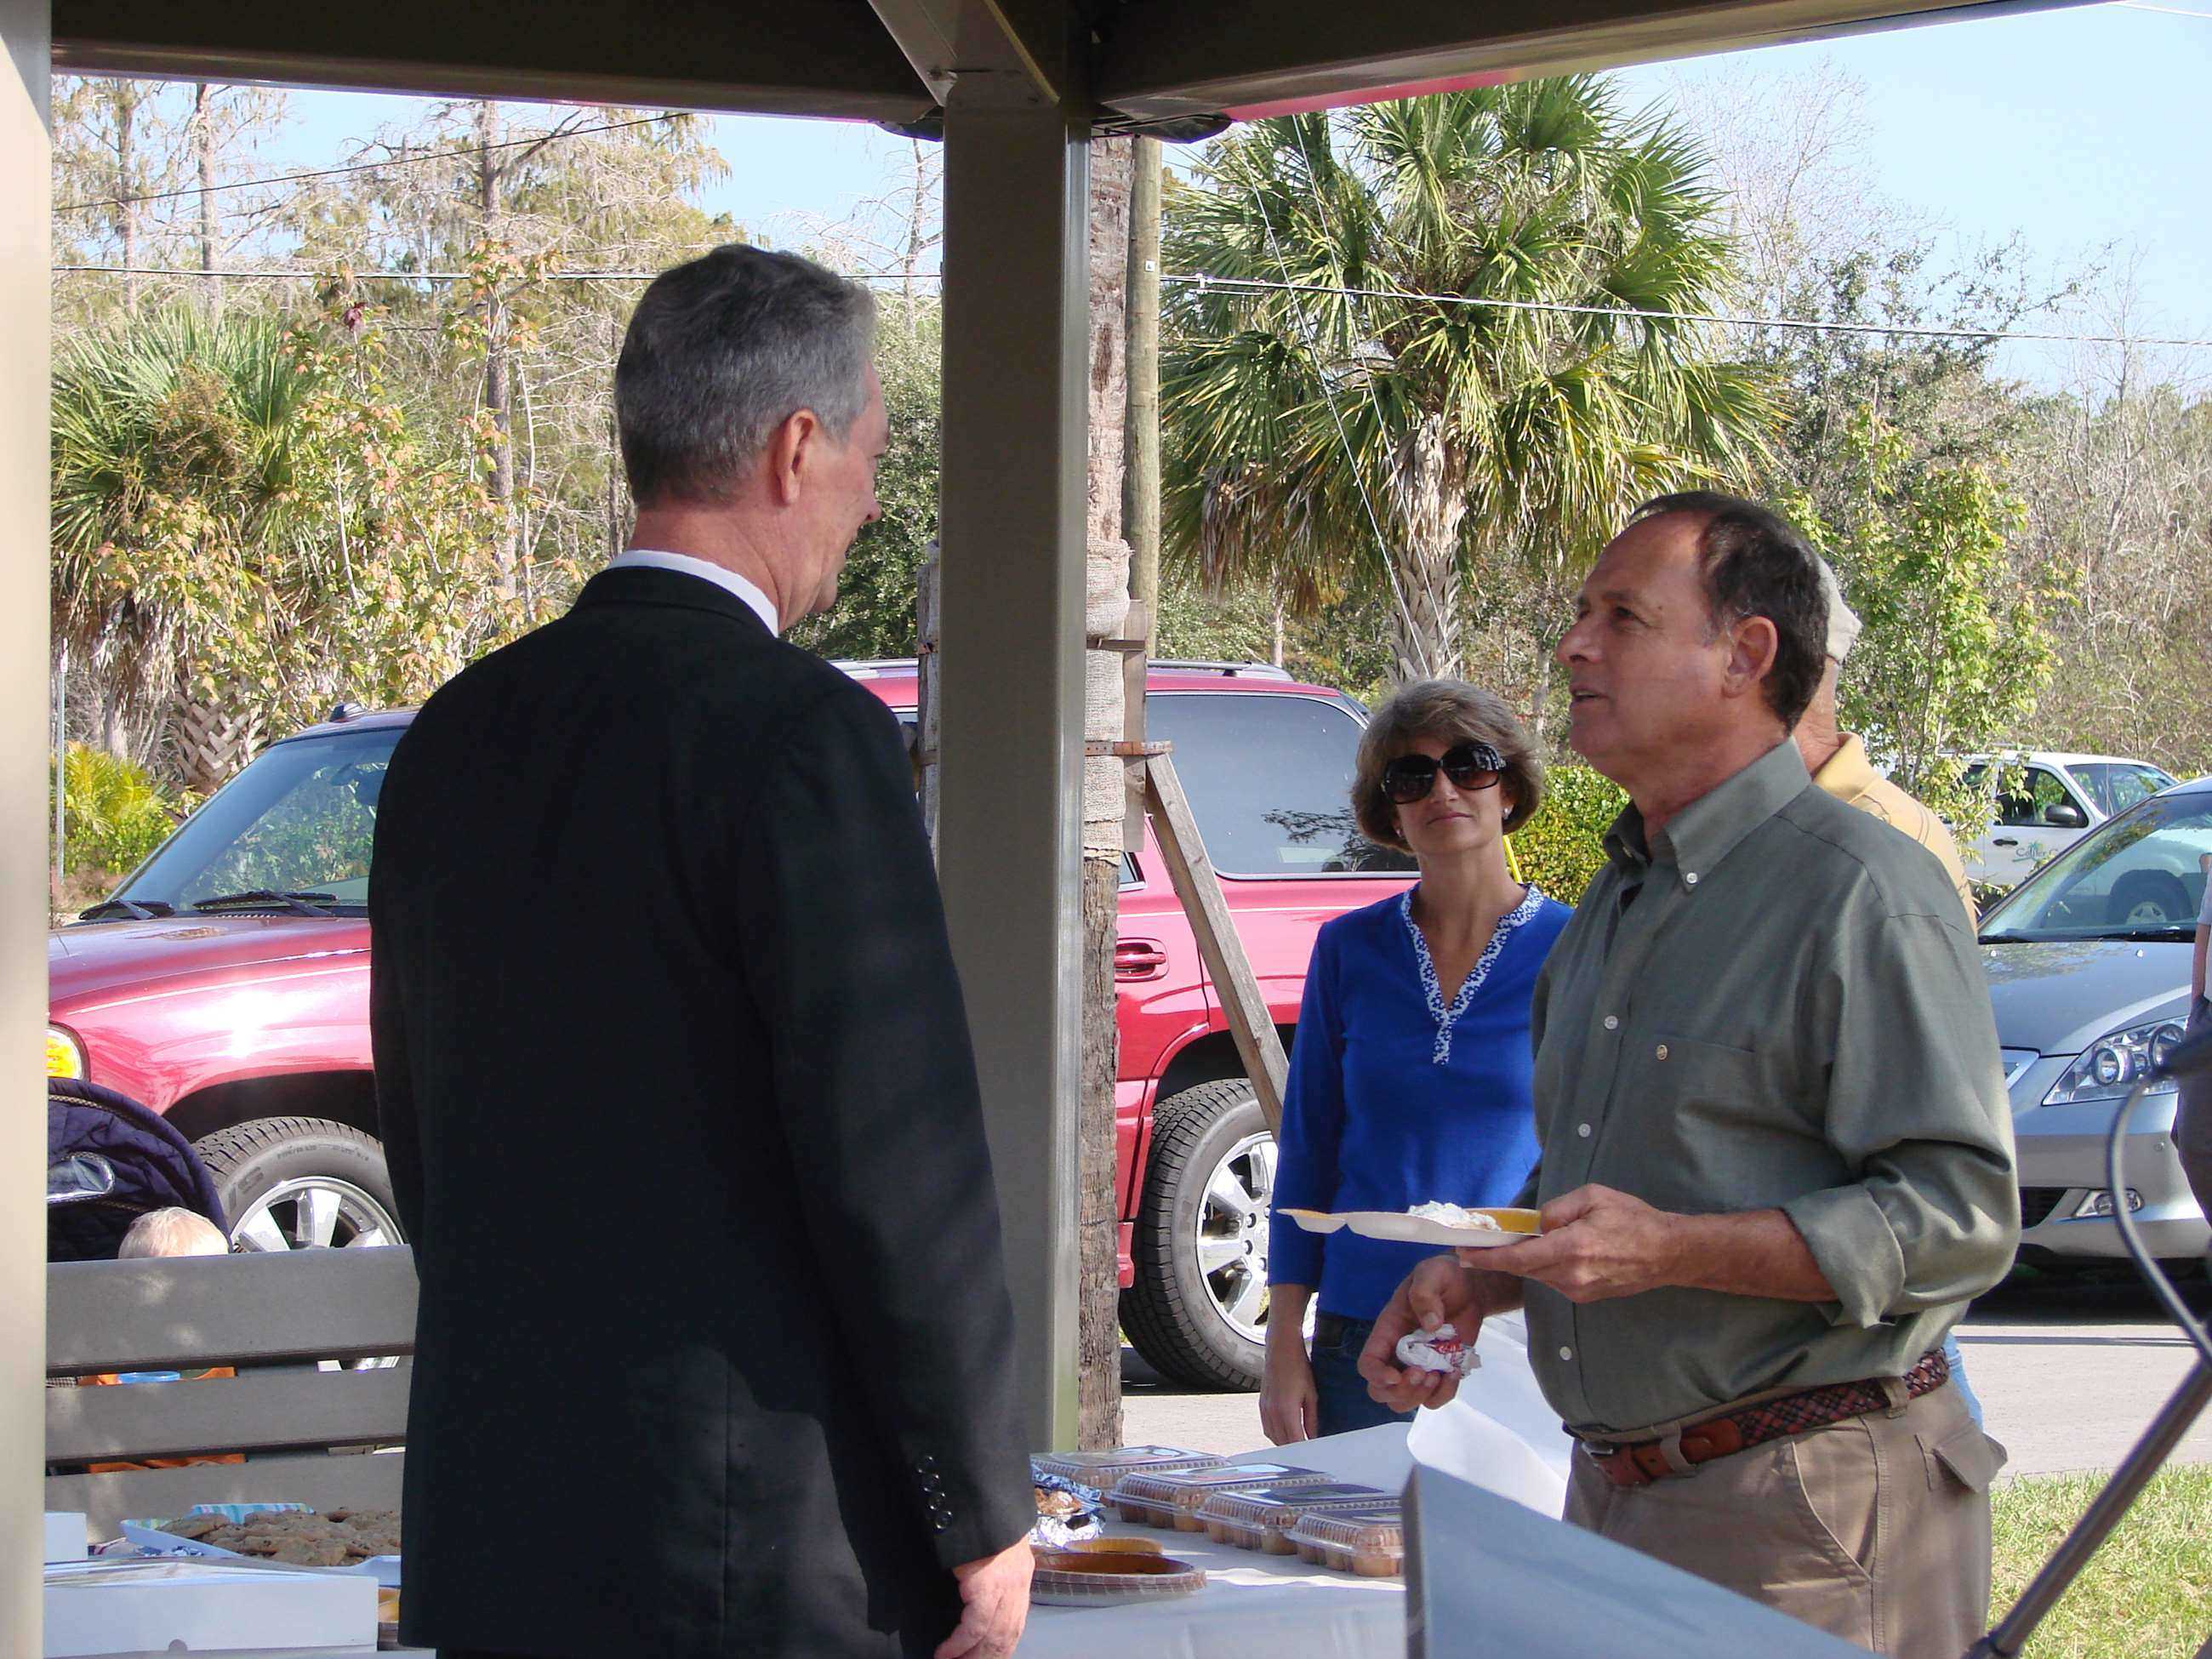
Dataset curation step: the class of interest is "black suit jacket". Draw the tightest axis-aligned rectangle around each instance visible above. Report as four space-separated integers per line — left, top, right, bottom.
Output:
371 567 1032 1658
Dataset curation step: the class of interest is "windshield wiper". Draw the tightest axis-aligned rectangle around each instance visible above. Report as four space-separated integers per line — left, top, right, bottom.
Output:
190 889 339 918
77 897 174 921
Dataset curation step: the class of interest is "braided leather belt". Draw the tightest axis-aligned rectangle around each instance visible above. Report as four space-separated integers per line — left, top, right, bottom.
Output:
1582 1348 1950 1489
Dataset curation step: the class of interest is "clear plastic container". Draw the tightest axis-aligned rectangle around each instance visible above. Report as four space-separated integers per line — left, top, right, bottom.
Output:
1286 1503 1405 1576
1108 1462 1331 1530
1193 1482 1389 1554
1030 1446 1222 1490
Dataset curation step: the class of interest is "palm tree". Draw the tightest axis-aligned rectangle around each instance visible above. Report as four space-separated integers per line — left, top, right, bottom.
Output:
1162 80 1778 684
51 305 306 787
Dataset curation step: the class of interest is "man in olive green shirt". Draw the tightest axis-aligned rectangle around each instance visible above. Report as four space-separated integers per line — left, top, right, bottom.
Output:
1361 493 2016 1657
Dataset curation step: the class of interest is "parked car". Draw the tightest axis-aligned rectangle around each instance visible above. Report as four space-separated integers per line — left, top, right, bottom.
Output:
1976 773 2211 1270
1957 750 2179 892
46 662 1417 1390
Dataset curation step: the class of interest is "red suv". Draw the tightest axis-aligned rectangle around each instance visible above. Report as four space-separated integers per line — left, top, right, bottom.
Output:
47 661 1415 1388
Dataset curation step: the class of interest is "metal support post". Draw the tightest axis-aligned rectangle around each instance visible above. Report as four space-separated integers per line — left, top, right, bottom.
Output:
2 5 52 1651
936 77 1088 1453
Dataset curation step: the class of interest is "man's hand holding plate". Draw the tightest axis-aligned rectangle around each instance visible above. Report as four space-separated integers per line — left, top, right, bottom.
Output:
1462 1183 1685 1303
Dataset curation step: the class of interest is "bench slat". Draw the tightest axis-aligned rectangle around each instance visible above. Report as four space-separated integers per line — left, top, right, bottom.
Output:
43 1449 408 1544
48 1365 412 1463
46 1247 418 1373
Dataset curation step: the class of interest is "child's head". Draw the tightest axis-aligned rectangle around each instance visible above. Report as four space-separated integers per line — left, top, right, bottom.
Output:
117 1207 231 1259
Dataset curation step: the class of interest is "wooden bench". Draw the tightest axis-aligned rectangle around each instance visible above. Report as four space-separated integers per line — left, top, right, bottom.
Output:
45 1246 418 1541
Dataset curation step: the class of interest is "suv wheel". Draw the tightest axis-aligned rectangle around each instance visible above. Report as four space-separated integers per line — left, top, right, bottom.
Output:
192 1117 406 1253
1122 1079 1286 1391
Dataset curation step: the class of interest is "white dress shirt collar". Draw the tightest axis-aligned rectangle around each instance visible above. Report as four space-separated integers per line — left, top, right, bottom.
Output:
605 548 780 636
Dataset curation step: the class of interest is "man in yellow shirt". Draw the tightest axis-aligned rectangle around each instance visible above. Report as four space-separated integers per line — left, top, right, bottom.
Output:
1793 561 1978 923
1796 557 1988 1428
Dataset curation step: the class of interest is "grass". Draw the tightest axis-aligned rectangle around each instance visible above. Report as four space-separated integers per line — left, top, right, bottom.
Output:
1989 1466 2212 1657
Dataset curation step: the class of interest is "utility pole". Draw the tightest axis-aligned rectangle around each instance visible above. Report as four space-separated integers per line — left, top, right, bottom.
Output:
111 82 141 317
192 83 219 315
476 101 518 601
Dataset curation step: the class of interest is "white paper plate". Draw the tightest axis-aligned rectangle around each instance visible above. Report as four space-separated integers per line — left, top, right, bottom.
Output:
1282 1207 1541 1249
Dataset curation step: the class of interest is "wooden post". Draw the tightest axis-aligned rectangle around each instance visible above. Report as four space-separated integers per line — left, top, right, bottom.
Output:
1124 134 1161 658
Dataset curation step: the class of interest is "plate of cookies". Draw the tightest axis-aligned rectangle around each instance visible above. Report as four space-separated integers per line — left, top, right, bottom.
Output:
123 1504 402 1586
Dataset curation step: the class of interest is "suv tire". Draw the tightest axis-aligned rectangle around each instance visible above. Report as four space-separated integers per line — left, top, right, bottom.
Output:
1121 1079 1281 1391
192 1116 407 1253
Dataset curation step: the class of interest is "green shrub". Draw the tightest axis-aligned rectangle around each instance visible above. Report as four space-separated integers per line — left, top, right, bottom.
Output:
53 744 180 881
1512 763 1626 905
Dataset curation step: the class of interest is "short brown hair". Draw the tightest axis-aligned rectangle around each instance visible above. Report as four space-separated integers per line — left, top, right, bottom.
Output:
1354 681 1545 851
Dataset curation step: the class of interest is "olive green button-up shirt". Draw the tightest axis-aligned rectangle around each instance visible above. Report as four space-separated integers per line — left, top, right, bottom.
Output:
1521 738 2017 1436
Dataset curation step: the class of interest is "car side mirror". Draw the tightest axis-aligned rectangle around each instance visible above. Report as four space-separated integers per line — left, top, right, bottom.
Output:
2043 801 2087 830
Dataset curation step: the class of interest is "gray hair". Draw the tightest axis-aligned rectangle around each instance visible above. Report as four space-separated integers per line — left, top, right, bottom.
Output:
117 1206 229 1258
1354 680 1546 848
616 244 876 506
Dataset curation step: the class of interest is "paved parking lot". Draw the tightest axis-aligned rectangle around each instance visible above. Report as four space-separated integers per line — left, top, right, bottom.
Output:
1122 1268 2212 1479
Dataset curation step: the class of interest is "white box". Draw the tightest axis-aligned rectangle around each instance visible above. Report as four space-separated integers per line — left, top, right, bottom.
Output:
44 1512 88 1562
43 1559 378 1656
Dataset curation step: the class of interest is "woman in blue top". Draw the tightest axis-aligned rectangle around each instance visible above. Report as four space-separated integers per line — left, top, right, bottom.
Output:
1262 681 1571 1443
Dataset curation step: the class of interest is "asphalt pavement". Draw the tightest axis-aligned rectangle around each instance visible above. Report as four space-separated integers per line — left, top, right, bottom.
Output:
1121 1268 2212 1479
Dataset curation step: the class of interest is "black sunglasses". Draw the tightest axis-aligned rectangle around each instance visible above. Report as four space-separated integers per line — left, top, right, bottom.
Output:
1381 741 1506 806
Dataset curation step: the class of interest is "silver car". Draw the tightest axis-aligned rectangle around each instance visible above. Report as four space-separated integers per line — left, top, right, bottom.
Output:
1978 774 2210 1268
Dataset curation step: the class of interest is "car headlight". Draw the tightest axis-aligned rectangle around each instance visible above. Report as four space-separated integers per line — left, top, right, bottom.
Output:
2042 1018 2188 1105
45 1024 85 1080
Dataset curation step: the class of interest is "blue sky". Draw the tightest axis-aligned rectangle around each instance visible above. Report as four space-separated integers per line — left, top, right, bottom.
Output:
272 3 2209 385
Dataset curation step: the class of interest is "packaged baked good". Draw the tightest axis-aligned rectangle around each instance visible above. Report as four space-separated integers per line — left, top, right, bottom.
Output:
1031 1446 1221 1489
1108 1462 1331 1530
1286 1503 1405 1576
1193 1483 1389 1554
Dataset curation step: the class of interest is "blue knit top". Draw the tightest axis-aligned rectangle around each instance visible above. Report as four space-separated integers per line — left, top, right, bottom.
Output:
1268 884 1572 1321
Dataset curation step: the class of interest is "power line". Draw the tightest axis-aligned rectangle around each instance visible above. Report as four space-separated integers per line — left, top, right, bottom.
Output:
1165 272 2212 351
52 114 670 216
2111 2 2212 17
49 261 2212 350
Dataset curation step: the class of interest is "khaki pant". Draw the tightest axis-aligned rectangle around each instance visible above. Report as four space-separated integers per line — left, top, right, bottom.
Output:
1565 1383 2005 1658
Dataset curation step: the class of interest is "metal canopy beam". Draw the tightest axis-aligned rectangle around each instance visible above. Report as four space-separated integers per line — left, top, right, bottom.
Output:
53 0 936 122
1097 0 2080 120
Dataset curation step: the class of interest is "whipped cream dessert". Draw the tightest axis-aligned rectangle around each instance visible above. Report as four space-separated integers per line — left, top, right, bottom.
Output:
1406 1200 1502 1231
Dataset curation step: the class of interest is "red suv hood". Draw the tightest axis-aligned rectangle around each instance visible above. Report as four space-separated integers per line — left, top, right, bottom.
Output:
48 915 369 1010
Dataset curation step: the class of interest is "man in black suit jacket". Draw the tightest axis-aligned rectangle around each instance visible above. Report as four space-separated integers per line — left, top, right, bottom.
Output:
371 245 1035 1659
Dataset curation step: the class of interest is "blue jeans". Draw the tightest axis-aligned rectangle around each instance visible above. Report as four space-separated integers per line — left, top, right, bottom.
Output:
1943 1329 1984 1427
1310 1314 1415 1438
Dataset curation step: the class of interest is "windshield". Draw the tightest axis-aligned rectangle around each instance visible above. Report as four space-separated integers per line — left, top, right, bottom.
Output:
2070 761 2177 818
111 728 400 915
1981 790 2212 942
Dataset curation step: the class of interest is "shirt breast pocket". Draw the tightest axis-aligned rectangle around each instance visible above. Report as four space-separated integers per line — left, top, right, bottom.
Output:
1658 1034 1775 1132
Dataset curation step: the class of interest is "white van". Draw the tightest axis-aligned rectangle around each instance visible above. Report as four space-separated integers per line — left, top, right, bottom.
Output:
1958 751 2179 892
